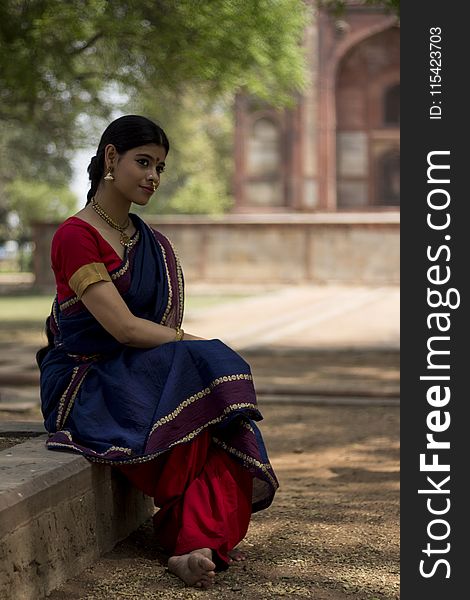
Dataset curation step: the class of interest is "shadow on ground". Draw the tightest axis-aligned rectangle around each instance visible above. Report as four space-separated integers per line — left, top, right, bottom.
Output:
48 404 399 600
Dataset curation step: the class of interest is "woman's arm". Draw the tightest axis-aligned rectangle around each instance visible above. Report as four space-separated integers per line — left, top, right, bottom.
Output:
81 280 203 347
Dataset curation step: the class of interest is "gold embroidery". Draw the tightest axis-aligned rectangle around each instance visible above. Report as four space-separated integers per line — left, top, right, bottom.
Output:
49 434 132 456
103 445 133 455
52 296 59 327
80 402 259 466
60 295 80 311
212 436 279 489
62 370 88 427
55 366 90 430
157 241 172 325
55 366 80 429
47 441 79 451
50 376 258 467
168 402 257 447
111 258 130 280
241 421 255 434
69 262 112 298
149 373 253 435
167 237 184 326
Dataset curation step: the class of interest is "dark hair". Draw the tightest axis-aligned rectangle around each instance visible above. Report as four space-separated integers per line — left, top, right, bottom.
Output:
36 316 55 369
86 115 170 204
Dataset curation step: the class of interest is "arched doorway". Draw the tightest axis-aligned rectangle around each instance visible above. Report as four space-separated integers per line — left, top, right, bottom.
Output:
336 27 400 208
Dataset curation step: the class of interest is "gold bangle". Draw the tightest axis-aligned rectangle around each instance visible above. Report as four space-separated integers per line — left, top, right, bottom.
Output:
175 326 184 341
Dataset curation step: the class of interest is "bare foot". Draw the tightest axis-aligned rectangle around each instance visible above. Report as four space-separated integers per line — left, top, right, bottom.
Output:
228 547 247 563
168 548 216 588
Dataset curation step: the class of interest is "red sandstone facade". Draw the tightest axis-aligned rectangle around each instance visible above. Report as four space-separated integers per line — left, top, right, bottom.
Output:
233 2 400 212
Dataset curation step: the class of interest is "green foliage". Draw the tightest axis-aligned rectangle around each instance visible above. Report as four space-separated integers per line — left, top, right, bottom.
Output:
0 0 308 122
0 0 398 226
3 179 77 243
0 0 309 228
165 173 233 215
0 120 75 188
129 89 234 215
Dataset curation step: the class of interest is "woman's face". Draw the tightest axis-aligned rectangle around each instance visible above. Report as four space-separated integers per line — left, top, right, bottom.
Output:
110 143 167 206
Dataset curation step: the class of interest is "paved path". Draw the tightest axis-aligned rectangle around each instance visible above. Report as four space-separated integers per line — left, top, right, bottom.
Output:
184 284 399 351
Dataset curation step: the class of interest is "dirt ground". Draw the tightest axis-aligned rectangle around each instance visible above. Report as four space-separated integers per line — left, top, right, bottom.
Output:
45 403 399 600
0 436 31 451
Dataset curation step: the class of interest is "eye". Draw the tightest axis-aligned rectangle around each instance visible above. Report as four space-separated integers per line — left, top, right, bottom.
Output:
137 158 149 167
157 165 165 174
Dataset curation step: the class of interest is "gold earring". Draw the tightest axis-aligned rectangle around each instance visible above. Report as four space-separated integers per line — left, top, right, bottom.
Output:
104 168 114 182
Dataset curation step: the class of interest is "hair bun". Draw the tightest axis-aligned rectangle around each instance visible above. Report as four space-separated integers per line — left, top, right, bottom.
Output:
87 155 99 179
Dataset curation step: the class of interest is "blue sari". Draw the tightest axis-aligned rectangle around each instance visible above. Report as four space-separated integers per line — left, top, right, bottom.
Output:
40 214 278 512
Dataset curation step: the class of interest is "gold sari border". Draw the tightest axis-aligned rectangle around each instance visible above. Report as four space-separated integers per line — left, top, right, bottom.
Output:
55 366 80 430
167 237 184 326
149 373 254 435
55 365 90 430
167 402 257 447
212 436 279 490
60 401 260 466
157 240 173 325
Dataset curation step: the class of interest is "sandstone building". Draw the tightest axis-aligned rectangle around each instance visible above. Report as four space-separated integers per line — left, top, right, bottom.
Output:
233 2 399 213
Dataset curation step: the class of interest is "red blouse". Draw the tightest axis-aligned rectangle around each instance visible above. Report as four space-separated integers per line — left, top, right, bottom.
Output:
51 216 127 303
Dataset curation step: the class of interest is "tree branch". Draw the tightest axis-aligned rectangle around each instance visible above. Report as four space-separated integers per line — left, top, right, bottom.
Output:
68 32 104 55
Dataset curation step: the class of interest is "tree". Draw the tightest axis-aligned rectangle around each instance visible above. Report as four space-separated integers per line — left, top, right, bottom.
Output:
127 88 234 215
0 1 398 224
1 179 77 270
0 0 310 226
0 0 308 167
0 0 307 227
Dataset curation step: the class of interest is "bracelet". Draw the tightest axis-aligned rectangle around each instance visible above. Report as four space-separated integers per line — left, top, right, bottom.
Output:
175 326 184 341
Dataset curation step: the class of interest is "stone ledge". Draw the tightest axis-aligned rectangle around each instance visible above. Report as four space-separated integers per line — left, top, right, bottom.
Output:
0 422 46 435
0 436 154 600
145 211 401 226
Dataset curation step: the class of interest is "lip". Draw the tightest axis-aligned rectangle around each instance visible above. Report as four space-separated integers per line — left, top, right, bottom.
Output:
140 185 154 194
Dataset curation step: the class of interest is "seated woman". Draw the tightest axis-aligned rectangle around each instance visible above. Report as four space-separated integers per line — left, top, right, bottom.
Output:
37 115 278 589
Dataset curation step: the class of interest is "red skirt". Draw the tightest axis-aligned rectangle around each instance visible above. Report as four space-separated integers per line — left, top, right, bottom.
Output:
118 430 253 567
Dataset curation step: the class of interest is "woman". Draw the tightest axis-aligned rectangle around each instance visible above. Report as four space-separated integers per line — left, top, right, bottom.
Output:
38 115 278 589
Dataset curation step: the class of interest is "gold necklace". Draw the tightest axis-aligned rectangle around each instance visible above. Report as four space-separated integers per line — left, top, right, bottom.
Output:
91 197 134 248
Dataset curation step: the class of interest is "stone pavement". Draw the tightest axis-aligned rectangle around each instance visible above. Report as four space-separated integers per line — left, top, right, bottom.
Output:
185 283 399 352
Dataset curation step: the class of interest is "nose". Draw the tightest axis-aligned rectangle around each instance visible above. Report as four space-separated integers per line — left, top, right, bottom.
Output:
147 170 160 191
147 167 160 181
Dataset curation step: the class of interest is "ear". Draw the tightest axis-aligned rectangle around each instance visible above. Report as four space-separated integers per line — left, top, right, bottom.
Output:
104 144 117 170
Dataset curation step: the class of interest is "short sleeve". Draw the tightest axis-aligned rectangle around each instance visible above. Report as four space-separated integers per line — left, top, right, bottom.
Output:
51 221 112 298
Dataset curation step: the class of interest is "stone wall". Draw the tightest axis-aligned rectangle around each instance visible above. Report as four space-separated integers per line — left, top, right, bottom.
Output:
33 213 399 290
0 435 154 600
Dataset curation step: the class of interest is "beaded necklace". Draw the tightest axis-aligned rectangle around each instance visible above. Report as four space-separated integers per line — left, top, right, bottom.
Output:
91 197 136 248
